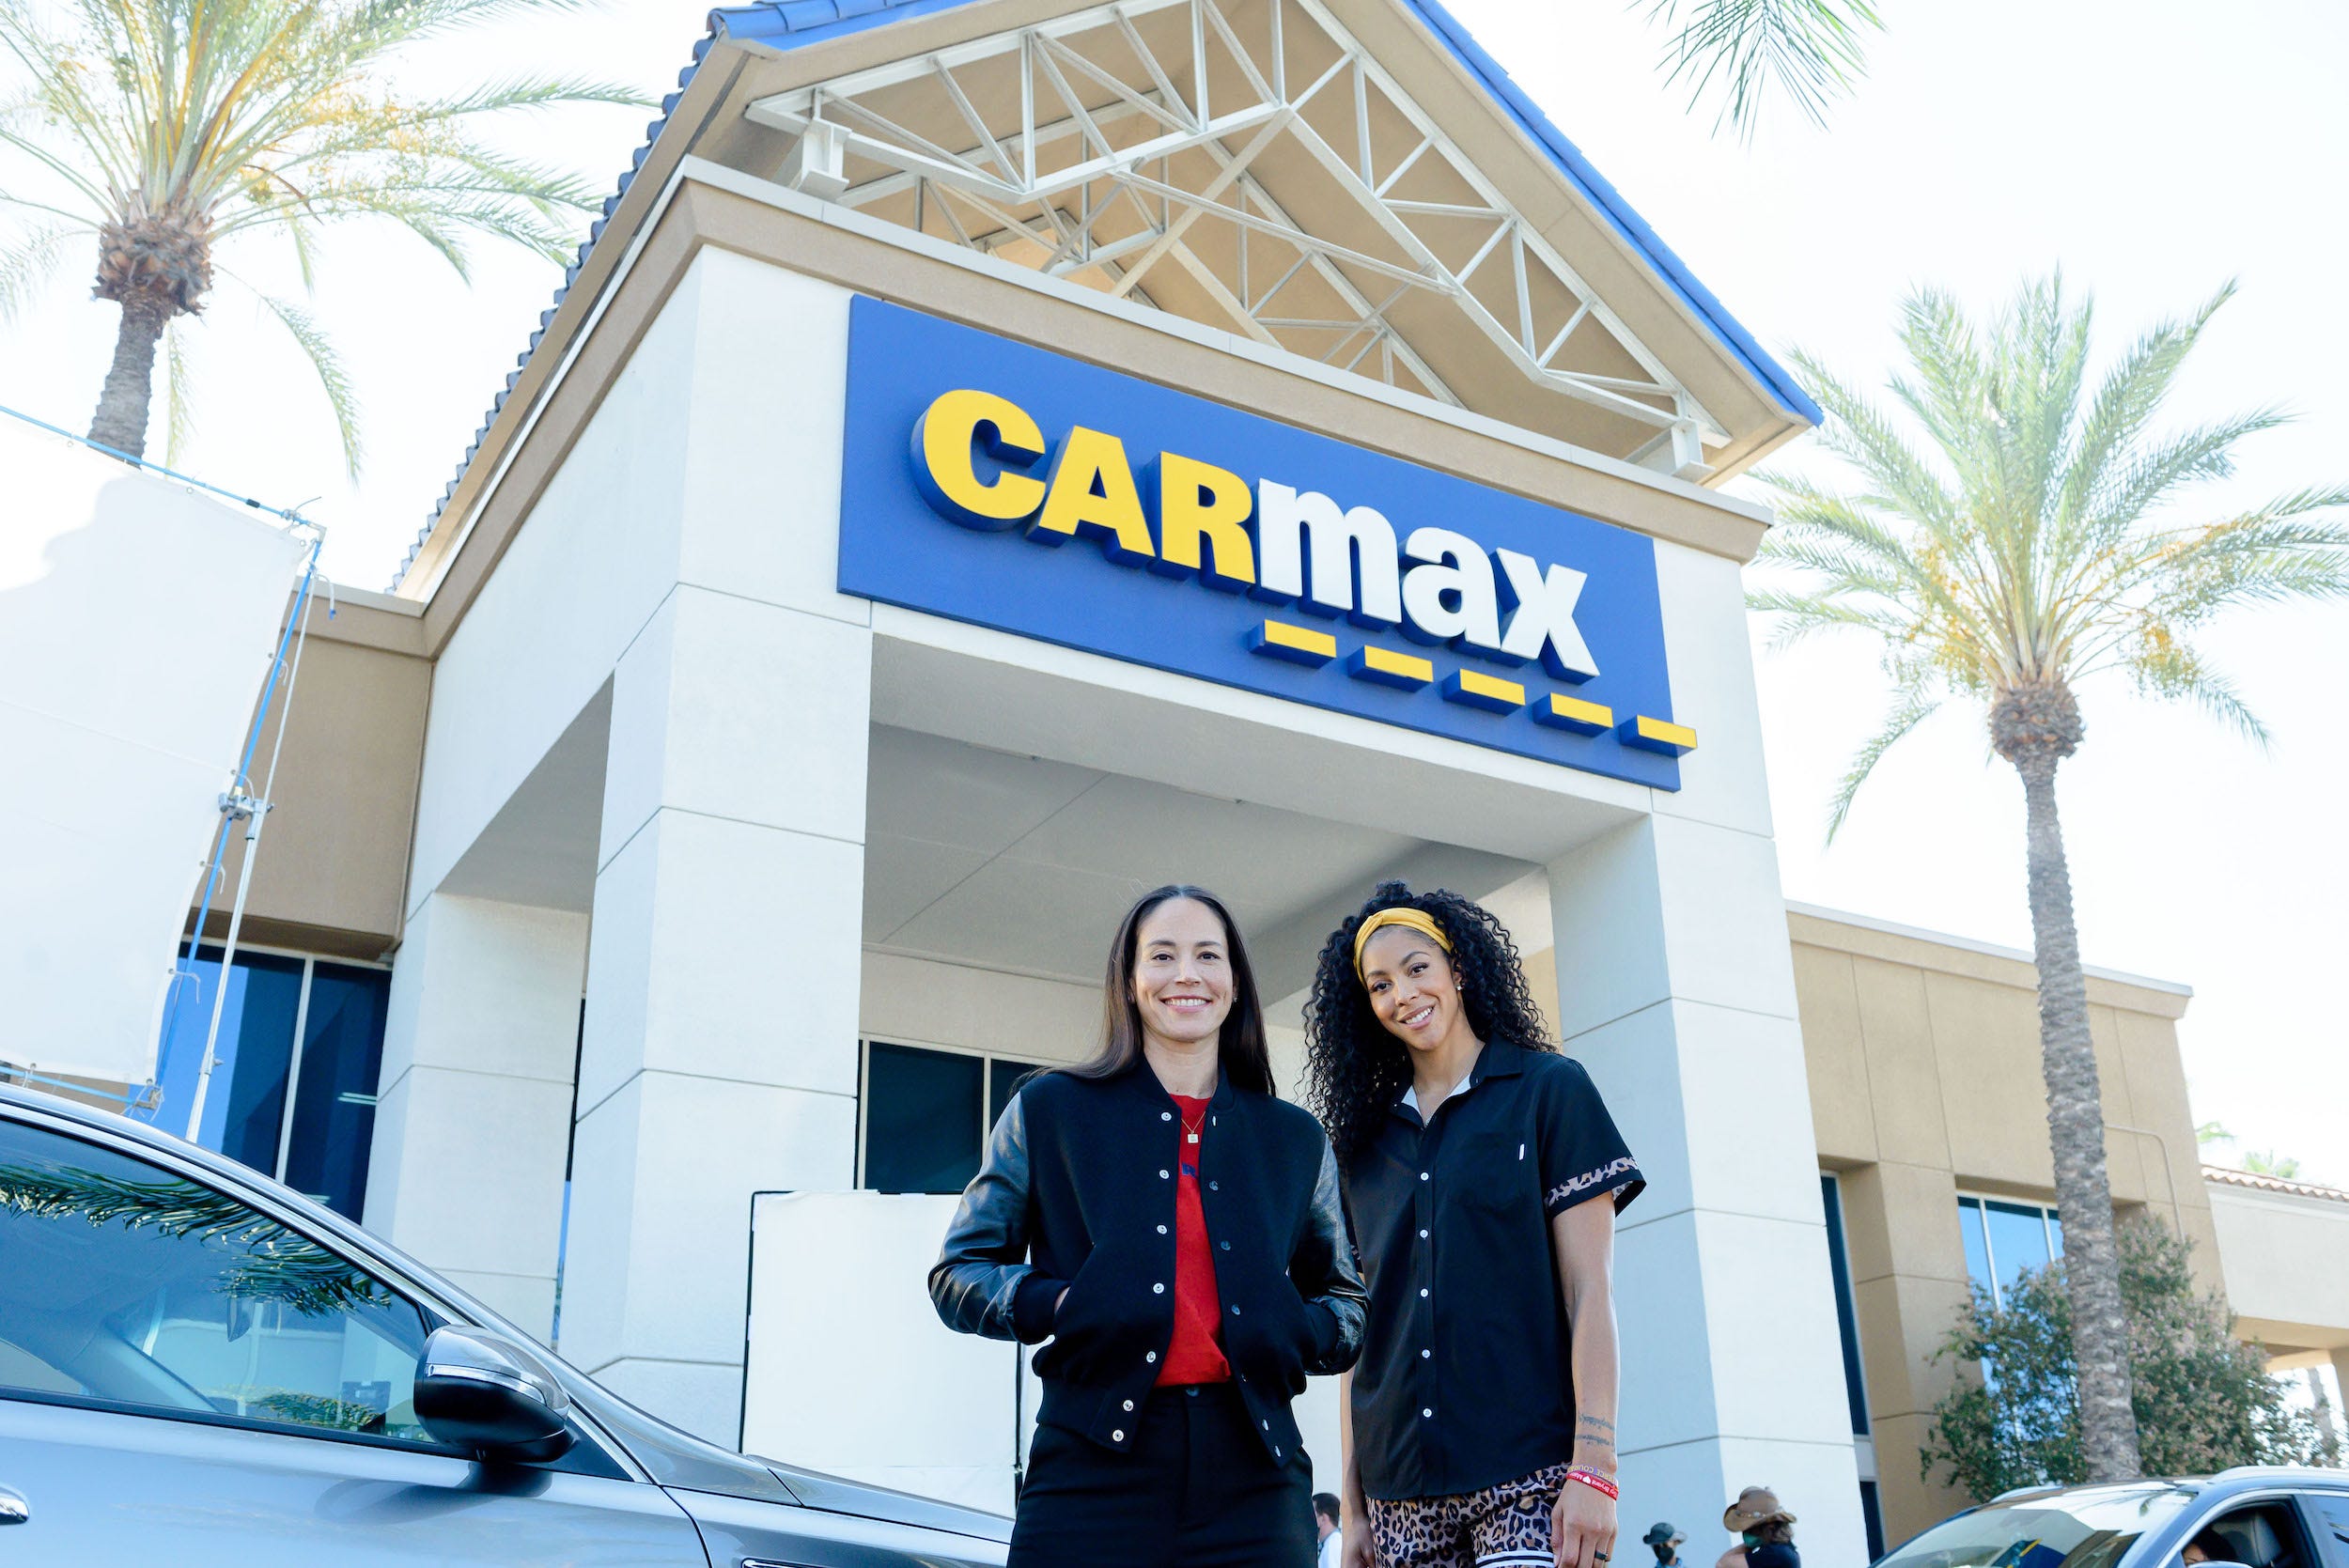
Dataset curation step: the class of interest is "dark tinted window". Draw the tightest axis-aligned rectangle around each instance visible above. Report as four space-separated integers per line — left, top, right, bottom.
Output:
283 962 391 1219
864 1044 985 1195
988 1057 1049 1134
1820 1173 1870 1435
0 1115 433 1444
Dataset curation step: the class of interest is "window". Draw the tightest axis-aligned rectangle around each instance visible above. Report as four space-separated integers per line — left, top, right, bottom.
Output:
2189 1502 2323 1568
135 946 391 1220
1958 1195 2064 1309
1822 1173 1885 1560
859 1041 1051 1195
0 1114 434 1445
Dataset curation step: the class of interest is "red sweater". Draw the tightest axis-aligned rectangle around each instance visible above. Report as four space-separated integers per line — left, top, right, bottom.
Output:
1157 1094 1231 1385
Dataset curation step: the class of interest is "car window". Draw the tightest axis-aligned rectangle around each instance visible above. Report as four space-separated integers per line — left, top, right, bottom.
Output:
2188 1503 2322 1568
2296 1498 2349 1568
0 1113 434 1444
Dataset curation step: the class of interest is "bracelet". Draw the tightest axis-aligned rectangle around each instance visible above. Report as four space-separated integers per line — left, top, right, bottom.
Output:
1566 1467 1619 1500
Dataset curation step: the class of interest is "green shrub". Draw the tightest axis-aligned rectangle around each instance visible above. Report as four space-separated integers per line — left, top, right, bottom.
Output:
1921 1219 2322 1498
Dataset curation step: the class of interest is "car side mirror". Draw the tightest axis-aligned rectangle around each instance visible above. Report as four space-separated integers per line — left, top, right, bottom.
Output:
413 1326 576 1464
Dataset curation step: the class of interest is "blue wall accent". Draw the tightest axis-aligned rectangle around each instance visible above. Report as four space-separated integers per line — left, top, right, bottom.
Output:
837 297 1687 790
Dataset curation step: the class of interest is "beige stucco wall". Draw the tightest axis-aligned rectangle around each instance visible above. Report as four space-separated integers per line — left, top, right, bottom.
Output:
194 591 430 958
2206 1176 2349 1358
1789 907 2211 1544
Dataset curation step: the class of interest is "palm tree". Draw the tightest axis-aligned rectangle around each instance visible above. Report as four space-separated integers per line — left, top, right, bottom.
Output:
1750 275 2349 1481
1641 0 1884 138
0 0 641 472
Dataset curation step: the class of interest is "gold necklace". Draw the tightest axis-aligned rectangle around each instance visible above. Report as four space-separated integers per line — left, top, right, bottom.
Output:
1180 1106 1207 1145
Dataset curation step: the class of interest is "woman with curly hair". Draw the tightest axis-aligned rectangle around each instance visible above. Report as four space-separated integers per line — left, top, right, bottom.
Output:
1305 882 1644 1568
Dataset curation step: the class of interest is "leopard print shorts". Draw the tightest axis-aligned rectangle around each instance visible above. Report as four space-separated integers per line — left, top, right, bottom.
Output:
1367 1461 1573 1568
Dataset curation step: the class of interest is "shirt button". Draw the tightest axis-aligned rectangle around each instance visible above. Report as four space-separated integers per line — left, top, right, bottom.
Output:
1419 1229 1429 1239
1219 1240 1230 1251
1161 1111 1173 1121
1158 1224 1169 1234
1262 1420 1270 1430
1123 1400 1135 1411
1230 1304 1242 1315
1112 1429 1125 1441
1421 1407 1433 1419
1146 1351 1159 1363
1419 1172 1430 1182
1419 1288 1429 1298
1422 1348 1432 1358
1153 1282 1165 1295
1208 1180 1220 1191
1159 1170 1170 1180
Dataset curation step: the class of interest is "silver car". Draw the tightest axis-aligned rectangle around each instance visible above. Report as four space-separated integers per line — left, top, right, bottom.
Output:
0 1081 1012 1566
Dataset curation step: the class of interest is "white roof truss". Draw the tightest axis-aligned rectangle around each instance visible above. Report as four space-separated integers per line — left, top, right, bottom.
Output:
746 0 1728 461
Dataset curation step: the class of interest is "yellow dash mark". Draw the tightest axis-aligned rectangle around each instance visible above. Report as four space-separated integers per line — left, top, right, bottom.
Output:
1538 694 1613 732
1358 646 1435 683
1454 670 1526 707
1634 716 1698 752
1261 621 1338 659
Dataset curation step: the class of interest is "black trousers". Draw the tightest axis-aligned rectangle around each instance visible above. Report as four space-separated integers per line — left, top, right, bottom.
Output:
1008 1384 1315 1568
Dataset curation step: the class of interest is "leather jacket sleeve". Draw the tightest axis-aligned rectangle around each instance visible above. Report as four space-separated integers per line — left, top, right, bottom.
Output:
1294 1140 1368 1376
928 1089 1063 1343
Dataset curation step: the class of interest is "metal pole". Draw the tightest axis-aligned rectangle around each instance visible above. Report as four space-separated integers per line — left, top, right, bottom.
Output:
181 549 321 1142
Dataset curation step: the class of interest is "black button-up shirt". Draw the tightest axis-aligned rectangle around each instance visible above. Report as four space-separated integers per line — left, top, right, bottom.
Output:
1344 1041 1643 1500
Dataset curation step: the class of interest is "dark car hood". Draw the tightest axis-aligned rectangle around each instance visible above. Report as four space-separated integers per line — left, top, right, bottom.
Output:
762 1459 1013 1545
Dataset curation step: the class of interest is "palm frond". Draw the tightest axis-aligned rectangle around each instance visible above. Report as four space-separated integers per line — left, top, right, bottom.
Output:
1828 685 1941 841
1641 0 1882 140
241 283 361 477
0 218 76 318
162 316 194 462
2121 637 2270 750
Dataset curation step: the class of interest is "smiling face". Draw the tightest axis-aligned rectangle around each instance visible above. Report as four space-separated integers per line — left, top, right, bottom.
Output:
1128 896 1235 1051
1360 924 1467 1054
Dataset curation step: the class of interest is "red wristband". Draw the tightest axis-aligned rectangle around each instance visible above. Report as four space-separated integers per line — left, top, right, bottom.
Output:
1566 1467 1620 1500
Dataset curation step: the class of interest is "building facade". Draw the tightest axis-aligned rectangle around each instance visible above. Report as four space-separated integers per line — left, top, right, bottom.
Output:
51 0 2343 1557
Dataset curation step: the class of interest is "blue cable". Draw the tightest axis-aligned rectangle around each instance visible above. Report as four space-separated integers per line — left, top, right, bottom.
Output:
0 401 315 524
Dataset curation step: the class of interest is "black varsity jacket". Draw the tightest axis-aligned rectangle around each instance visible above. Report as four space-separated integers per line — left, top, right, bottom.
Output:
928 1063 1366 1463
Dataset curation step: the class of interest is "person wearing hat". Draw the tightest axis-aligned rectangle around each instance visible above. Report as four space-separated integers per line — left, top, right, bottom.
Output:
1643 1523 1688 1568
1718 1488 1798 1568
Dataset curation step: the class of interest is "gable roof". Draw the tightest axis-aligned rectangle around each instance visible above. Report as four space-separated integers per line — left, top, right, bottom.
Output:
394 0 1814 590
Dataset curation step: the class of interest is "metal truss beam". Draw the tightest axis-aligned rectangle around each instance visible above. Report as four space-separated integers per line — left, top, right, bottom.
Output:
744 0 1721 447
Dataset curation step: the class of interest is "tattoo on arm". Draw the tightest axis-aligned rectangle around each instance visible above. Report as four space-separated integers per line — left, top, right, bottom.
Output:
1576 1414 1616 1453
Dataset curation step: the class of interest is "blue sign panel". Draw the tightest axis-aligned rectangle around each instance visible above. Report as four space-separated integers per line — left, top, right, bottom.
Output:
836 297 1692 789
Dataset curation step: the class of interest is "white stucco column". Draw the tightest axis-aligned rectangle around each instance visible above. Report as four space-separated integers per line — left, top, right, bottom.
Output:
366 893 587 1341
1544 540 1866 1565
558 578 873 1442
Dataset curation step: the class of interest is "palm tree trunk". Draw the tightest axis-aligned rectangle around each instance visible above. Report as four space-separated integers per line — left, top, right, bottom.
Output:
2015 752 2142 1481
87 294 169 459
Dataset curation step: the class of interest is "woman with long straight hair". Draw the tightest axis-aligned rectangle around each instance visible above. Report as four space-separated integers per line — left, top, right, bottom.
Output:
932 884 1367 1568
1304 882 1643 1568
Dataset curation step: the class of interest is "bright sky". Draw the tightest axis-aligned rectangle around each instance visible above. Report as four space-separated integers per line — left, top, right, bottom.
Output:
3 0 2342 1184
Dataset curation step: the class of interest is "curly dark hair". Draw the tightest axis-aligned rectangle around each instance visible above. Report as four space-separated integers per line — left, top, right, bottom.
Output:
1302 881 1556 1167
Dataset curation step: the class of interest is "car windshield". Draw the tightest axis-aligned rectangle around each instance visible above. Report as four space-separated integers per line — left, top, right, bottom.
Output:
1877 1485 2201 1568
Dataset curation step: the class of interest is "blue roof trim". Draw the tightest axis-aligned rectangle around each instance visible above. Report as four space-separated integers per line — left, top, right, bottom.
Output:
392 0 1811 587
708 0 989 52
1396 0 1819 426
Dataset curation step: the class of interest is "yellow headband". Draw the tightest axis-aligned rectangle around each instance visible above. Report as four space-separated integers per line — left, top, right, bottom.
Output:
1352 908 1453 980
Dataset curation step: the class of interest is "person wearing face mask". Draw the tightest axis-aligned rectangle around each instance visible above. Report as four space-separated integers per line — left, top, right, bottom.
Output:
1304 883 1644 1568
931 884 1368 1568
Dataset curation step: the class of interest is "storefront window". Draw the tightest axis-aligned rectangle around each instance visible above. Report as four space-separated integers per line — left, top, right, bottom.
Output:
1821 1173 1885 1560
281 961 392 1219
134 946 391 1222
861 1041 1050 1196
1957 1195 2064 1309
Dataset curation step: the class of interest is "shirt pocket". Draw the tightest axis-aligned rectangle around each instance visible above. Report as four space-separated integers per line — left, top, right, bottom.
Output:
1454 1131 1545 1223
